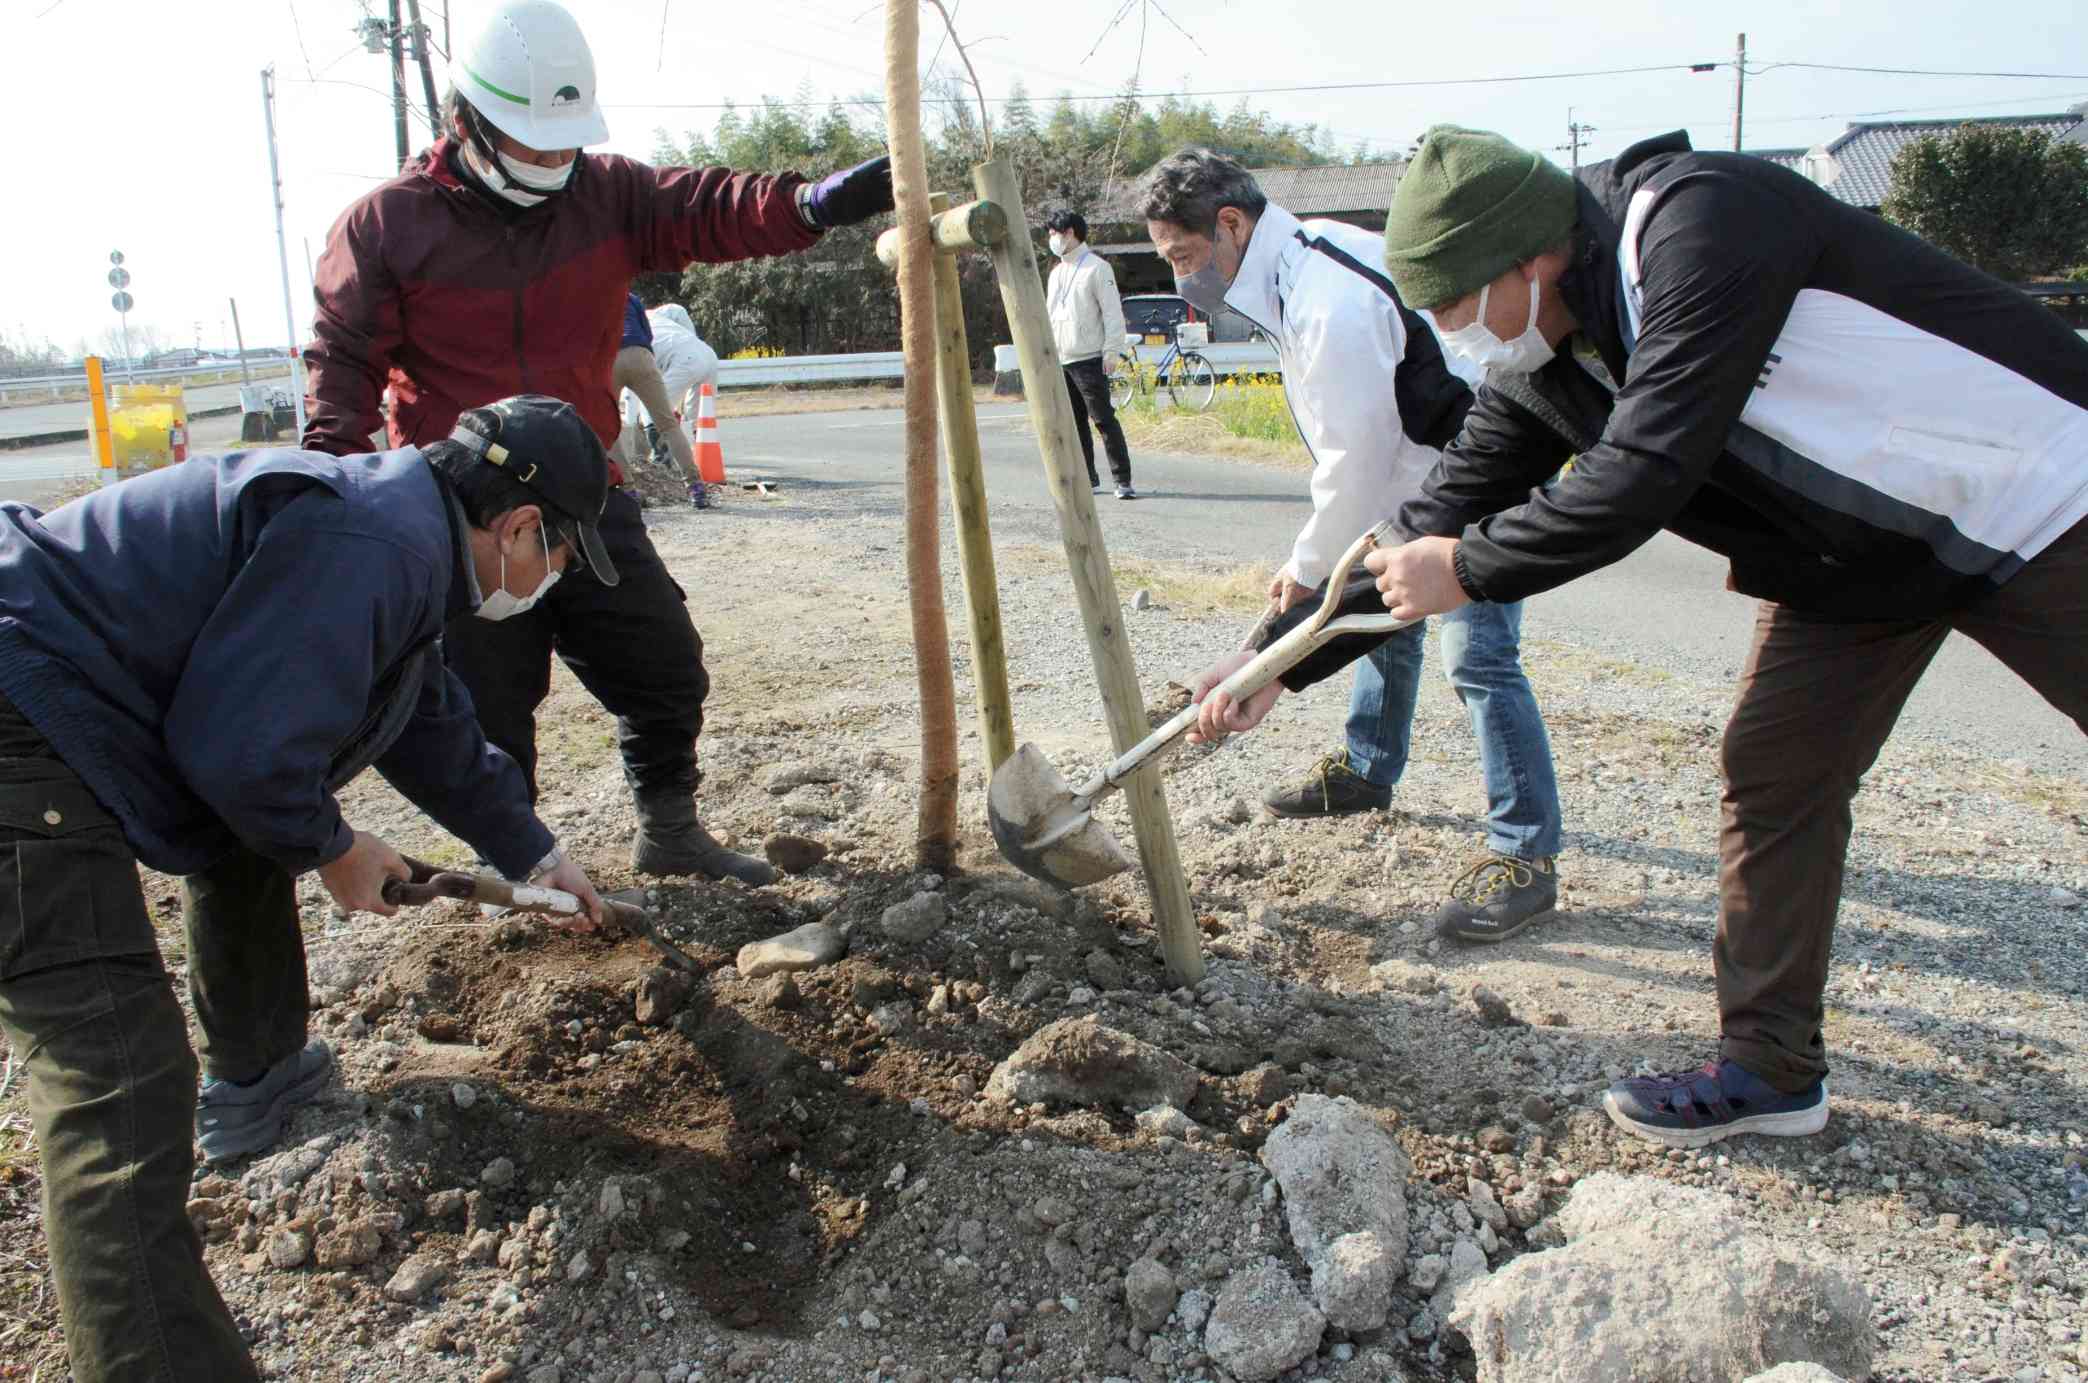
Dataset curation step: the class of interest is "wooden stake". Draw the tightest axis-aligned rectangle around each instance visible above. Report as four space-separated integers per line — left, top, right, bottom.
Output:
926 192 1016 775
969 156 1205 986
885 0 959 871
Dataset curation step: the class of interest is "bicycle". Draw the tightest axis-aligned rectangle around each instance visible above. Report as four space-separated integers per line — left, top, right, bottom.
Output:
1109 327 1218 413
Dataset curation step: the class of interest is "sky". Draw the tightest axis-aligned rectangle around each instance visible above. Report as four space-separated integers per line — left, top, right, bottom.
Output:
4 0 2086 357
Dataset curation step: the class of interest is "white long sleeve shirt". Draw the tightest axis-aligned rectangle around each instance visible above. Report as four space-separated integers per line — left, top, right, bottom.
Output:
1218 205 1479 588
1047 245 1128 366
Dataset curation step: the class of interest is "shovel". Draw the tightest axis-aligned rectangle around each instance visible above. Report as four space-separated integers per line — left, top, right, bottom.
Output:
987 521 1416 889
381 858 703 974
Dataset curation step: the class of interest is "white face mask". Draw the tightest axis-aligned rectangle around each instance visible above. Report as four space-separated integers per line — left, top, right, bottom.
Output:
1432 275 1556 374
1049 233 1075 259
477 525 560 621
460 140 575 208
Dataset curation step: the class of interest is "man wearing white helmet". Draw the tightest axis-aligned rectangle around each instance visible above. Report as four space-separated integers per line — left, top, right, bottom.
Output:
303 1 892 911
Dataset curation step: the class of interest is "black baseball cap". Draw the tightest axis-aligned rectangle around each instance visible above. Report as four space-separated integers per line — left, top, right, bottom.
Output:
448 395 619 587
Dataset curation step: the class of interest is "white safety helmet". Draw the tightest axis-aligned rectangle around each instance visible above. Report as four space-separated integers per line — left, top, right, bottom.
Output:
451 0 610 151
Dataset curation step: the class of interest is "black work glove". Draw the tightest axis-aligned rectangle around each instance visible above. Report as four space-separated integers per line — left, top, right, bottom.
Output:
798 154 895 230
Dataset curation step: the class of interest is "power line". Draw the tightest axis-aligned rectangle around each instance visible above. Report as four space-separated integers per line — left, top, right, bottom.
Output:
287 0 318 79
1755 61 2088 81
603 59 1720 112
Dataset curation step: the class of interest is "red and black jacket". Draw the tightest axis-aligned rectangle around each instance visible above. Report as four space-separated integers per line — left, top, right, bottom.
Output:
303 138 818 478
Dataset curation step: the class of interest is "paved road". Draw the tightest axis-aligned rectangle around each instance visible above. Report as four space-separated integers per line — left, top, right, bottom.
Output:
0 402 2074 770
725 406 2088 772
0 376 288 441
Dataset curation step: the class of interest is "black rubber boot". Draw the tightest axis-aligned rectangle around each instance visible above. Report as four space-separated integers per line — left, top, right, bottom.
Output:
631 786 776 885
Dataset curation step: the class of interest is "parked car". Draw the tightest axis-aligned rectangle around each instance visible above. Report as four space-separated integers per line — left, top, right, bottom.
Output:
1121 293 1263 346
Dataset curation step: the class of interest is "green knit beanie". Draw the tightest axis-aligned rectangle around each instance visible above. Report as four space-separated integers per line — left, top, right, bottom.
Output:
1382 124 1578 309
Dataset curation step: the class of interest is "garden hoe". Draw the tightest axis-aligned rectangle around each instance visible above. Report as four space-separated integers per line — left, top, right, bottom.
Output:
988 521 1414 890
383 858 702 974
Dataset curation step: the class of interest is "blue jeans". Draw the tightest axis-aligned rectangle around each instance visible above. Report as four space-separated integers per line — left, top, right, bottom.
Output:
1343 601 1563 860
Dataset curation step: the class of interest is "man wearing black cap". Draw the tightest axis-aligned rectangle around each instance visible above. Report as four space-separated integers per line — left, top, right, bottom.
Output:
0 394 608 1381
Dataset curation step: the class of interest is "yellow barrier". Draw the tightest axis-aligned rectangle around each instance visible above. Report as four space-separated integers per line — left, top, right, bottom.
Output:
108 383 189 470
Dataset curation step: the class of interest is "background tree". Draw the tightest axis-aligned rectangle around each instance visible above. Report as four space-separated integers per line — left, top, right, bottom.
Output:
649 85 1355 367
1882 124 2088 281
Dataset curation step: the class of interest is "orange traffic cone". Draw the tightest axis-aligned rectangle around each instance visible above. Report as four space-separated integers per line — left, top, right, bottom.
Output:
693 381 726 485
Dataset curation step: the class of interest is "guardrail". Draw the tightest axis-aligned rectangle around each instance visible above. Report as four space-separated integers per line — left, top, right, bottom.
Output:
714 352 904 386
0 363 294 406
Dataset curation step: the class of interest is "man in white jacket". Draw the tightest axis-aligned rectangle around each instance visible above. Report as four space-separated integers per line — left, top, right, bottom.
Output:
1140 149 1566 942
617 302 721 482
1045 210 1137 498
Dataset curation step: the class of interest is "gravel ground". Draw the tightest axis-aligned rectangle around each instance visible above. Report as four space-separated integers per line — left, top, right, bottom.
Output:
2 455 2085 1383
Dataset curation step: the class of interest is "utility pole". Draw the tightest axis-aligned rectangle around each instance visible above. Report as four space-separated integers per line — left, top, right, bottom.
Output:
1558 107 1596 175
406 0 442 143
229 298 252 388
260 68 308 438
388 0 410 169
1732 32 1747 152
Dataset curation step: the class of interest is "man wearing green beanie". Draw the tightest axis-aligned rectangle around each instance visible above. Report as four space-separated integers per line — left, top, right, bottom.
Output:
1185 125 2088 1152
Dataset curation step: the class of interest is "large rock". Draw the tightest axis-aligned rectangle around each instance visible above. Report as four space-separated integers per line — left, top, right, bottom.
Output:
736 921 844 979
985 1016 1200 1111
1259 1095 1410 1330
1203 1259 1326 1382
1743 1368 1848 1383
314 1220 382 1269
383 1252 452 1302
1450 1175 1874 1383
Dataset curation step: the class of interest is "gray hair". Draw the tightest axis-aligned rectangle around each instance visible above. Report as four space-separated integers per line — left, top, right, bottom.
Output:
1137 149 1269 234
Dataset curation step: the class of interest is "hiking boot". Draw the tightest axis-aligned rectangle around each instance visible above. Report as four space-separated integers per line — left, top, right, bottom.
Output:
1262 752 1392 818
196 1039 334 1166
1603 1058 1829 1150
632 786 776 885
1434 855 1558 944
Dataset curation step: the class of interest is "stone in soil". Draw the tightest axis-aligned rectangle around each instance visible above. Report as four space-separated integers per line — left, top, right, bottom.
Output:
265 1228 309 1270
1470 986 1522 1028
736 920 844 978
1743 1368 1848 1383
1203 1258 1326 1382
417 1012 465 1042
766 762 842 793
634 965 694 1026
314 1220 382 1269
1450 1174 1873 1383
763 832 830 874
881 891 946 943
383 1252 451 1302
1124 1256 1178 1332
1259 1094 1410 1330
985 1015 1201 1111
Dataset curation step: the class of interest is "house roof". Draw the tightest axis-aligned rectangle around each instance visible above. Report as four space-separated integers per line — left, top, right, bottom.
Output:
1744 146 1809 171
1090 160 1405 223
1809 113 2084 208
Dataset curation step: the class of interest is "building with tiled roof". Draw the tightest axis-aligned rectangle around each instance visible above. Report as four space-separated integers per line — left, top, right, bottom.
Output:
1754 107 2086 210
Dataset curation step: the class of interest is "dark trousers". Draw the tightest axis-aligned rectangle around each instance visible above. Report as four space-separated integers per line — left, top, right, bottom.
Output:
443 487 708 802
1718 516 2088 1091
0 700 257 1381
1063 357 1132 488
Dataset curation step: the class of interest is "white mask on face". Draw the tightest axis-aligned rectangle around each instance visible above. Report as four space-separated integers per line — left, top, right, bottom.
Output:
1432 275 1557 374
460 140 575 207
1049 233 1074 258
476 524 560 621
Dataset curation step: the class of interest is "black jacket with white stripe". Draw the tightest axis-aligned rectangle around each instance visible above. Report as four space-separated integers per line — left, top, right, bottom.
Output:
1277 130 2088 691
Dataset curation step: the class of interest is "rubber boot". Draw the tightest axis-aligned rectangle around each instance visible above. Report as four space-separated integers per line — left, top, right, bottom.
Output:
631 785 775 885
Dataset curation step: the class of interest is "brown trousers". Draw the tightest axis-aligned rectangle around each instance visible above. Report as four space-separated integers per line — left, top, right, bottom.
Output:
1718 516 2088 1091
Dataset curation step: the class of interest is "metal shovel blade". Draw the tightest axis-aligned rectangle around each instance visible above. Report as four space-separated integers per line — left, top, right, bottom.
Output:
987 743 1134 889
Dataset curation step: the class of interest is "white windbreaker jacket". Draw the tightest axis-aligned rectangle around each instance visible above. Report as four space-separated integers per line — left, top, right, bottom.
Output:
1218 204 1478 588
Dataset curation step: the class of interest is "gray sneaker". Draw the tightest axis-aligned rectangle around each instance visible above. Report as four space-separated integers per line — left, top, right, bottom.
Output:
196 1039 334 1165
1434 856 1558 944
1263 752 1393 818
